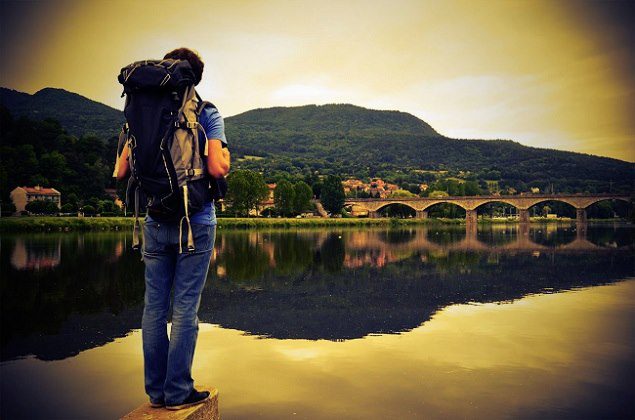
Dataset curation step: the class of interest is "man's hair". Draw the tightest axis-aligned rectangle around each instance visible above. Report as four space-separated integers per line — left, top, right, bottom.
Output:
164 48 204 85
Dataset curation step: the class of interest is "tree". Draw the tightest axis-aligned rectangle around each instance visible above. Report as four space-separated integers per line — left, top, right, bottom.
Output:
429 190 449 198
82 204 96 215
312 182 323 199
1 201 16 216
25 200 58 215
293 181 313 214
44 201 59 214
226 169 269 217
464 181 481 196
274 179 296 216
321 175 345 215
25 200 48 214
390 189 415 198
61 203 75 213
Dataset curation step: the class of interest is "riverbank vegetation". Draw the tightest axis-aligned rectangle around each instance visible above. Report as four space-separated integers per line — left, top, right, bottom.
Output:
1 216 629 233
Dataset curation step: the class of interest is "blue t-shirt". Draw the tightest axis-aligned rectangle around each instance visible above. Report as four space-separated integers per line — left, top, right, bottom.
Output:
191 105 227 225
147 104 227 225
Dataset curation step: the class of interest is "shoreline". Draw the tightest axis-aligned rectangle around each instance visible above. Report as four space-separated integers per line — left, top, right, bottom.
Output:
0 216 629 233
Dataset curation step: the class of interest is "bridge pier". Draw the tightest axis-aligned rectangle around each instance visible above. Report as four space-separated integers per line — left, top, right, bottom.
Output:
576 208 587 224
368 211 380 219
465 209 478 224
519 222 530 237
519 209 530 223
416 210 428 219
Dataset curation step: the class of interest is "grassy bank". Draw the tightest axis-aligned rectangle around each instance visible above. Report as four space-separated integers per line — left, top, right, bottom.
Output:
0 216 627 233
0 216 448 232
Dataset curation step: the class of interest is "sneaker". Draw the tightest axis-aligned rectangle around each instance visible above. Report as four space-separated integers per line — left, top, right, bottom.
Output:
149 399 164 408
166 389 210 410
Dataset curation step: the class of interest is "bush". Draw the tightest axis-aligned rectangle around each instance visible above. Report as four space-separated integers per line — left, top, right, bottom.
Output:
25 200 58 215
61 203 75 213
82 205 96 215
1 202 16 217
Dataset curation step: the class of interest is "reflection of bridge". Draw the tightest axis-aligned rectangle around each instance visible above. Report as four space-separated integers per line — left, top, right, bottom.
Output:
345 194 631 223
345 225 621 255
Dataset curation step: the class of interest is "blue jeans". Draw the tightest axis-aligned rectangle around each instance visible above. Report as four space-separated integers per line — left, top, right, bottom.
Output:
141 219 215 405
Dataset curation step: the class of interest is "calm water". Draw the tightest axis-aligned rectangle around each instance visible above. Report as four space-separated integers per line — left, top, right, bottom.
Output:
1 224 634 419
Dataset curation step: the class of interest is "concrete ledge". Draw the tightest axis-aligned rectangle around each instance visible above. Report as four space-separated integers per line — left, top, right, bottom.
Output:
121 388 219 420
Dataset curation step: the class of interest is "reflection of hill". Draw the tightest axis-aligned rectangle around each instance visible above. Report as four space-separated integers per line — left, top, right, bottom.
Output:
1 305 142 361
200 250 634 340
1 226 632 361
1 234 144 361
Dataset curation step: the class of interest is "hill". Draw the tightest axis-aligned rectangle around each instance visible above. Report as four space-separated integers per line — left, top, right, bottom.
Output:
0 87 123 139
225 105 634 194
1 87 632 196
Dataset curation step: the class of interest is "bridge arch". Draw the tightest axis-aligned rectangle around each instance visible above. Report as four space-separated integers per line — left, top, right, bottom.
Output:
423 201 467 219
374 202 418 216
585 197 632 219
420 200 469 211
474 199 519 210
527 199 577 218
473 200 519 218
528 198 580 210
583 197 631 208
259 205 276 217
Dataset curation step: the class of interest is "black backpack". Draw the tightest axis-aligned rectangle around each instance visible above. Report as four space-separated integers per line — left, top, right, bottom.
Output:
116 59 226 252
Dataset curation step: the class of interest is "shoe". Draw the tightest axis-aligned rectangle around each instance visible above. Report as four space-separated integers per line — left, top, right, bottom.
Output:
149 399 164 408
166 389 210 410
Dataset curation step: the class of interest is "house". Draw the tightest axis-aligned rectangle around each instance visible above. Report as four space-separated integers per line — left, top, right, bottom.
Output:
10 186 61 214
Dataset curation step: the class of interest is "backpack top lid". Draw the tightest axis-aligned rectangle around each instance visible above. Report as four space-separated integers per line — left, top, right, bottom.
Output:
118 59 196 92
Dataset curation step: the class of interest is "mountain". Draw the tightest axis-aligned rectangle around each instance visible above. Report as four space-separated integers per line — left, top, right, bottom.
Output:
1 87 633 194
229 104 438 136
0 87 124 139
225 104 634 193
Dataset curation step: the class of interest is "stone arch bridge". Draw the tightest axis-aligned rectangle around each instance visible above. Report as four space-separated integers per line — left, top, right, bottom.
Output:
345 194 631 223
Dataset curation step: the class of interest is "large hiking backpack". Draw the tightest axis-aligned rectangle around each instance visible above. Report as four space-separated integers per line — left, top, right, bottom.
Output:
115 59 223 253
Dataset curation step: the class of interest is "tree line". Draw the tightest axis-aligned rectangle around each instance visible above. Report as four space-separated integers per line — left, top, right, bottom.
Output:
225 170 345 217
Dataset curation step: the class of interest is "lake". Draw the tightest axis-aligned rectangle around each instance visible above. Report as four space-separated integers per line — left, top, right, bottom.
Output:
1 223 634 419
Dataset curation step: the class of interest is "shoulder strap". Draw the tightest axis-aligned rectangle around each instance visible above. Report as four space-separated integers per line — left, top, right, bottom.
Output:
194 91 219 156
195 91 216 114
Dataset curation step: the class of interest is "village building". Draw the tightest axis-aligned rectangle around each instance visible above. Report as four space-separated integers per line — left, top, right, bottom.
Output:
342 179 369 195
369 178 399 198
343 178 403 198
10 186 61 214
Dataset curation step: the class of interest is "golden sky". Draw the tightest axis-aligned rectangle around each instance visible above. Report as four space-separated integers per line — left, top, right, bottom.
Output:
1 0 633 161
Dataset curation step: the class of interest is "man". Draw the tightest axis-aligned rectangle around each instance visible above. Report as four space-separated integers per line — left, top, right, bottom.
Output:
116 47 230 410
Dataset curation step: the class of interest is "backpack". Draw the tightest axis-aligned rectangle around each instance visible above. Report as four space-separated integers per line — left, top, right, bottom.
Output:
115 59 225 253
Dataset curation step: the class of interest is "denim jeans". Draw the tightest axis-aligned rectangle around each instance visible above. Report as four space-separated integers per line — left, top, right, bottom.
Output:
141 219 215 405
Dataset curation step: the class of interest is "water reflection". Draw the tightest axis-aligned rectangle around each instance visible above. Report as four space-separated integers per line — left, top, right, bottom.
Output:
1 233 144 361
10 237 61 270
1 224 633 361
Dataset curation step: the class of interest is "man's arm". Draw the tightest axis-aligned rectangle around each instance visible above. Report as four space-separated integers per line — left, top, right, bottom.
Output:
207 140 230 178
114 146 130 181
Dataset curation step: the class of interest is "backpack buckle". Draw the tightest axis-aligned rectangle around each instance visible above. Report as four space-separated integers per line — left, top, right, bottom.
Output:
174 121 198 130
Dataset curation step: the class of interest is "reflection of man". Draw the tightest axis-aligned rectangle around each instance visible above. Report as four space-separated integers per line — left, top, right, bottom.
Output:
116 48 230 410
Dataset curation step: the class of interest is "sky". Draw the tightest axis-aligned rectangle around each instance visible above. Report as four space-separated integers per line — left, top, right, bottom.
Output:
1 0 634 161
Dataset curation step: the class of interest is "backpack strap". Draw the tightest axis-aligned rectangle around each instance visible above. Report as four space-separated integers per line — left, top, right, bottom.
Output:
179 184 195 253
195 97 217 157
132 184 142 252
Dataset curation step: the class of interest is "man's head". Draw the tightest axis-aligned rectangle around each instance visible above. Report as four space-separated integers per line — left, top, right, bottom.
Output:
164 47 204 85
